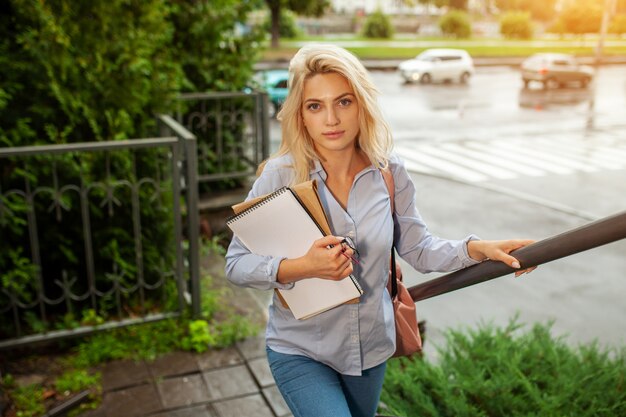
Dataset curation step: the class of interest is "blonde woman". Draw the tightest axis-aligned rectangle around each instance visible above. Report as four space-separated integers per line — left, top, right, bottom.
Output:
225 44 534 417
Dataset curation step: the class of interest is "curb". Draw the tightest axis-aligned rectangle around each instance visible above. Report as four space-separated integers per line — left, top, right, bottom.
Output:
254 56 626 71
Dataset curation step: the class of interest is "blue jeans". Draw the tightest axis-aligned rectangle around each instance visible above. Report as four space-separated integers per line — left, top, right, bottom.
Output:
266 347 387 417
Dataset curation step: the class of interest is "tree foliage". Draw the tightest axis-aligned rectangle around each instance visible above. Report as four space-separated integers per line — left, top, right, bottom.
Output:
558 0 604 34
170 0 264 92
265 0 329 48
495 0 558 22
0 0 264 338
448 0 469 10
609 14 626 33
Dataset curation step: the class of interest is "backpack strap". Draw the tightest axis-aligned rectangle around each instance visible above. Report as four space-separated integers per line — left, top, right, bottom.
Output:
380 168 400 297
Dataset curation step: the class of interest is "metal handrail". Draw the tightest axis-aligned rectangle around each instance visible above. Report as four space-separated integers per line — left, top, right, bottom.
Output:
409 210 626 302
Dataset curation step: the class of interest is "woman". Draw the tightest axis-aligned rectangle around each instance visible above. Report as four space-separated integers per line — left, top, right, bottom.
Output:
225 43 534 417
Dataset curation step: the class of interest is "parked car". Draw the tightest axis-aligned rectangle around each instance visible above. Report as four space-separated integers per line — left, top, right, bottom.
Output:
521 53 594 89
254 69 289 117
398 48 474 84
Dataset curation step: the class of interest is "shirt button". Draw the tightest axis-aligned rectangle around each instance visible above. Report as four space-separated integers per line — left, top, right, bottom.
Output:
351 310 357 318
346 231 355 238
351 335 359 343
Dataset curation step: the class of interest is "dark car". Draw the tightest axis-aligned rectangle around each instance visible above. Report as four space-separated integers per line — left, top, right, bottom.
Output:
521 53 594 89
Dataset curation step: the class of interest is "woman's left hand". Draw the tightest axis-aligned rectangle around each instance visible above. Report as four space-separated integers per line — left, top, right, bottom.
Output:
467 239 537 277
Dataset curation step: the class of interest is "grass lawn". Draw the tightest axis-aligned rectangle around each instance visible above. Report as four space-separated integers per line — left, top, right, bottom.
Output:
261 35 626 60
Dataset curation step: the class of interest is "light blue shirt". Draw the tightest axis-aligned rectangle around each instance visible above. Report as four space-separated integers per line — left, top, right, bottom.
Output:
225 153 480 376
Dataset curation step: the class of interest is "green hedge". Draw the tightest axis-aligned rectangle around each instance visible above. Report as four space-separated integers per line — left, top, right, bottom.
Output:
381 319 626 416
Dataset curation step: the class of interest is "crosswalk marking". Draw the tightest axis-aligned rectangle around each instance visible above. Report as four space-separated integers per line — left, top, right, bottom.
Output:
531 138 624 170
395 137 626 182
441 143 545 177
420 145 518 179
463 142 573 175
398 146 489 182
489 141 599 172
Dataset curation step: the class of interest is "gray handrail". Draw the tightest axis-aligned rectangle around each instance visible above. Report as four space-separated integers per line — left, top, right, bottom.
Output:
409 210 626 302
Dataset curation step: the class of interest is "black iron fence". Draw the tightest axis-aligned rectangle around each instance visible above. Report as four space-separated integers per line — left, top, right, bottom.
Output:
0 135 195 349
0 91 269 350
174 91 269 191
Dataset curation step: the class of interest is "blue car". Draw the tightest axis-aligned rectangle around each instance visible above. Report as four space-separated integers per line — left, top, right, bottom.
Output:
255 69 289 117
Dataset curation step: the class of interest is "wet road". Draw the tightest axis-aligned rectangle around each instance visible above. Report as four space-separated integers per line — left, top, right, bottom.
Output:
270 64 626 217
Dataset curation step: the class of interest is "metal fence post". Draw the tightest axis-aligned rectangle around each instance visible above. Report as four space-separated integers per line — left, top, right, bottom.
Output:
184 135 201 318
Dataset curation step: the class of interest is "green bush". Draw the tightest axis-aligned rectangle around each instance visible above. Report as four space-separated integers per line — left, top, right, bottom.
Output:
500 12 533 40
380 319 626 417
263 9 301 39
439 10 472 39
362 9 395 39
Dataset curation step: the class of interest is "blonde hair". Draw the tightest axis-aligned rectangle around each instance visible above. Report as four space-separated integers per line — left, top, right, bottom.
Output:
257 43 393 184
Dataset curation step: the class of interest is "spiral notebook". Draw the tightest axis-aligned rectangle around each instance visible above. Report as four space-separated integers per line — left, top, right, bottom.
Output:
227 187 363 320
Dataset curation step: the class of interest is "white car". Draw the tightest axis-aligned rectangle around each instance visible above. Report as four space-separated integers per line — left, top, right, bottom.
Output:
399 49 474 84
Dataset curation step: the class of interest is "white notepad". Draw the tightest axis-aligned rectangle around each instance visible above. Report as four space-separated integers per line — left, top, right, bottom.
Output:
227 187 363 320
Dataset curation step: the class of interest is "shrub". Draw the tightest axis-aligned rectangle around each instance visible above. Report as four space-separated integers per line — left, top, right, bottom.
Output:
362 9 395 39
500 11 533 39
380 319 626 416
439 10 472 39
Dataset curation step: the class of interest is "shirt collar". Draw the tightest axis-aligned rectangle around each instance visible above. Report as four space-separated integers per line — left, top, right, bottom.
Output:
309 158 379 180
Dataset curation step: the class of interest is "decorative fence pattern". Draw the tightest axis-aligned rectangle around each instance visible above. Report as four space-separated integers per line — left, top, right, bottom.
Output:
175 91 269 191
0 134 198 349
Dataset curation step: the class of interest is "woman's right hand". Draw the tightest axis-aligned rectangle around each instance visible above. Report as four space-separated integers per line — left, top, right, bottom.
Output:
276 235 355 284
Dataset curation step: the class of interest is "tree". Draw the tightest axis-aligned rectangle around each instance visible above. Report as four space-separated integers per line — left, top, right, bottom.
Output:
559 0 603 34
449 0 469 9
265 0 328 48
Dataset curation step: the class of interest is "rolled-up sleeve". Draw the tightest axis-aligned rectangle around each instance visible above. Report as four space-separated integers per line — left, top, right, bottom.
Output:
224 160 296 290
390 155 481 273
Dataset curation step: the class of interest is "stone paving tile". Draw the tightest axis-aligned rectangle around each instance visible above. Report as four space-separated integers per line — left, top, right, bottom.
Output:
262 385 292 417
100 359 151 391
211 393 275 417
247 357 274 388
150 404 217 417
196 347 243 371
149 351 200 378
97 383 162 417
202 365 258 401
236 336 266 360
156 374 211 409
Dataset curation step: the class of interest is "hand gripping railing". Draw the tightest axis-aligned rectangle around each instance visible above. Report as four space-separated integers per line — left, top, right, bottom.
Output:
409 210 626 302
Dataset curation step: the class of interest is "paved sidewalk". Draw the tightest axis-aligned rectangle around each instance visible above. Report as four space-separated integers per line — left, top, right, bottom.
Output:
83 335 291 417
81 252 290 417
